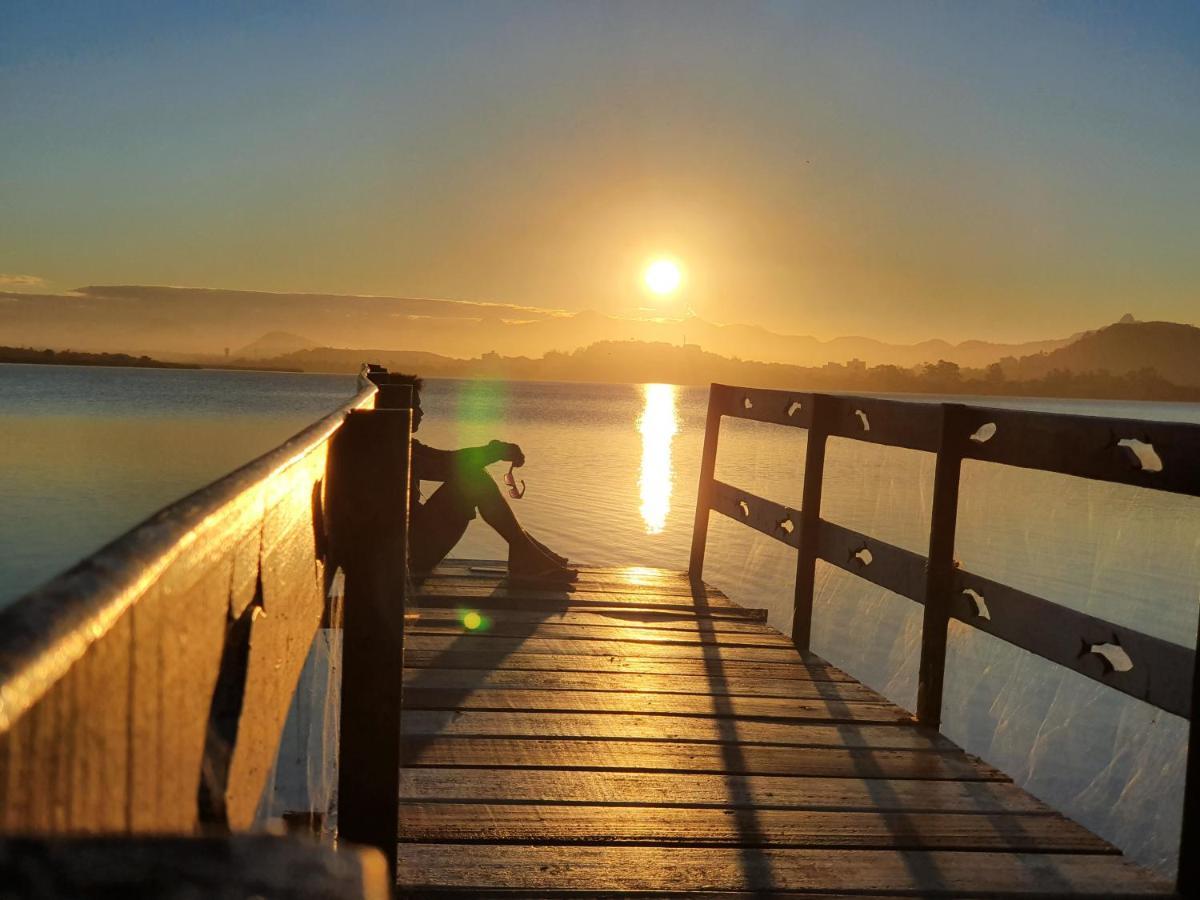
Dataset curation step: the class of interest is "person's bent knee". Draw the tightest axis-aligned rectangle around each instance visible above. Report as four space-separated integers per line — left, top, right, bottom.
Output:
455 466 499 499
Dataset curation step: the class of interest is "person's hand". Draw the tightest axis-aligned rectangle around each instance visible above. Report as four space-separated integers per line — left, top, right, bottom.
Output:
489 440 525 466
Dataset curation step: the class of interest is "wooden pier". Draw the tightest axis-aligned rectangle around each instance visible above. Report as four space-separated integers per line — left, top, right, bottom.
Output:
396 560 1168 896
2 368 1197 897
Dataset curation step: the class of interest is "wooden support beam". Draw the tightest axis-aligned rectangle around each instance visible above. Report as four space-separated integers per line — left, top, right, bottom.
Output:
327 397 411 885
916 404 967 730
688 385 725 583
791 394 831 651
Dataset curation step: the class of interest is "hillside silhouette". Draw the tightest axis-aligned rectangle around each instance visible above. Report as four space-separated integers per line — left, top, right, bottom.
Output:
235 319 1200 402
1000 320 1200 388
1 284 1072 368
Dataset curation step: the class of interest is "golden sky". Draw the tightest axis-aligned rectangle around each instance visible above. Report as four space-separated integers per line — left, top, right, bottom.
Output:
1 2 1197 343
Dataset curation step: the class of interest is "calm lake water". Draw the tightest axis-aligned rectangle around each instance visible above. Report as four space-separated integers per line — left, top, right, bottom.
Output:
3 362 1199 874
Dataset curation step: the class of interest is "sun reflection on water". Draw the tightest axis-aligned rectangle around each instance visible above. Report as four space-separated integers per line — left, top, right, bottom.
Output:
638 383 678 535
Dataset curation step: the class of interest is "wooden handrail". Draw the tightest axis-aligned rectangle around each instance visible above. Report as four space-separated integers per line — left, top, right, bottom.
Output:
0 365 411 885
0 376 377 735
689 381 1200 892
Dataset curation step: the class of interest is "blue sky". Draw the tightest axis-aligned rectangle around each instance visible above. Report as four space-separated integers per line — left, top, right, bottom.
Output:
2 1 1197 341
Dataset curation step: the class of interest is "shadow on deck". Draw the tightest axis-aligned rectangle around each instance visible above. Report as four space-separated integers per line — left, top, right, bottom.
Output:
395 559 1170 897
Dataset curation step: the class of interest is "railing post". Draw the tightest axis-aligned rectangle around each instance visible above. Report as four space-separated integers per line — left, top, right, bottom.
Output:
689 385 724 583
791 394 830 652
1178 620 1200 896
916 403 967 730
327 388 411 886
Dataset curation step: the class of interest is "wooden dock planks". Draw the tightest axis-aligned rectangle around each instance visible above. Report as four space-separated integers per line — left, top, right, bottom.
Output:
398 562 1171 897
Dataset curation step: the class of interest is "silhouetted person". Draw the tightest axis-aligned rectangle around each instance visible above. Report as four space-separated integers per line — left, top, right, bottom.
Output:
393 374 577 582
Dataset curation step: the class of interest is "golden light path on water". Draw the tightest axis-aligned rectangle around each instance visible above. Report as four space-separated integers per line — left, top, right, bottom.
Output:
637 383 678 534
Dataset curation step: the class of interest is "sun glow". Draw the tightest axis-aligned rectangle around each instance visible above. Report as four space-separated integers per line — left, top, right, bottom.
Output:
643 258 683 296
637 383 679 535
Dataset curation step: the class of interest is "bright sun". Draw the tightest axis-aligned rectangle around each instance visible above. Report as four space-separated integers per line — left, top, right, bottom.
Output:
643 258 683 296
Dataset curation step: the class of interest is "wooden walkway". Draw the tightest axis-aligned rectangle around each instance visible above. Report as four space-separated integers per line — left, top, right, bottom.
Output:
397 561 1170 897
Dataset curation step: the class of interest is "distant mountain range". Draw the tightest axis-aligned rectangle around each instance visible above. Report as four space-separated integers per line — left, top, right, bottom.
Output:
1 283 1077 369
3 284 1196 391
225 318 1200 398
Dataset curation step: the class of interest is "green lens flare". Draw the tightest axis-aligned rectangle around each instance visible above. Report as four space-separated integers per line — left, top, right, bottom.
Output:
453 379 508 445
462 611 483 631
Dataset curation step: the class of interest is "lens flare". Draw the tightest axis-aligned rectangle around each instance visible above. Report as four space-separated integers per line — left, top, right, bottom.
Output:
462 611 484 631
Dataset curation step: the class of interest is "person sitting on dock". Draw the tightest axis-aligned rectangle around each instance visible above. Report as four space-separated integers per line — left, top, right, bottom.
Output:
394 374 578 583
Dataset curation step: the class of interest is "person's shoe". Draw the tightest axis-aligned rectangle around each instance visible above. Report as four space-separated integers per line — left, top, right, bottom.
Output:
527 533 570 567
509 540 578 584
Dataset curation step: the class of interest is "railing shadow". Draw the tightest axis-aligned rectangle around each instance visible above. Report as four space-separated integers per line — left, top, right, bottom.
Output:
688 581 778 890
399 568 572 766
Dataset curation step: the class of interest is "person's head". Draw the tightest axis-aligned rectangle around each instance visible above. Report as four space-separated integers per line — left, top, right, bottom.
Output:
391 373 423 431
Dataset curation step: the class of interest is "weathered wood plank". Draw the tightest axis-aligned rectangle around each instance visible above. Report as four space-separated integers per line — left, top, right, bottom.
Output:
404 650 858 682
402 710 942 748
0 379 376 835
403 689 908 723
407 633 805 663
435 560 681 580
952 567 1194 719
959 404 1200 497
401 667 879 700
824 394 943 453
127 561 229 831
223 451 328 829
407 619 792 648
399 802 1115 853
399 768 1052 813
0 613 133 832
413 584 761 616
404 737 1004 779
420 574 726 598
397 844 1170 895
818 519 927 604
410 606 778 635
711 383 814 428
709 480 801 550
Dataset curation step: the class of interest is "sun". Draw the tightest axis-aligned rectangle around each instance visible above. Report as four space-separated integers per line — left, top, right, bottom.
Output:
643 258 683 297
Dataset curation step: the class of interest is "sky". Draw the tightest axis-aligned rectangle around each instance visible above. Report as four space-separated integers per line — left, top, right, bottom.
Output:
2 1 1197 343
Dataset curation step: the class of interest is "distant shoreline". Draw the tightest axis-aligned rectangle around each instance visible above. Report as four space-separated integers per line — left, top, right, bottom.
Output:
0 346 301 373
5 341 1198 404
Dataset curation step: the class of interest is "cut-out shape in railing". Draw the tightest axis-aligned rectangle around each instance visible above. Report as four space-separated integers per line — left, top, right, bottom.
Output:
855 409 870 432
1117 437 1163 473
1085 641 1134 674
777 517 795 535
962 588 991 620
970 422 997 444
787 400 803 417
743 396 754 410
738 499 751 518
852 547 873 567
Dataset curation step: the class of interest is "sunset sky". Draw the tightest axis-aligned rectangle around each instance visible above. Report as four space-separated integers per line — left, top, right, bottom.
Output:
2 1 1197 343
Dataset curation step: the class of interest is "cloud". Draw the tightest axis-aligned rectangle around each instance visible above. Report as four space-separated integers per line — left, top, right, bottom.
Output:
0 274 47 288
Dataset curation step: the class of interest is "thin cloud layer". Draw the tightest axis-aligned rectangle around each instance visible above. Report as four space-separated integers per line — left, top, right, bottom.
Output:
0 274 46 288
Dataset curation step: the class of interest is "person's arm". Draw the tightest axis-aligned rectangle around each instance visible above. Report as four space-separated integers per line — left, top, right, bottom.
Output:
412 440 523 481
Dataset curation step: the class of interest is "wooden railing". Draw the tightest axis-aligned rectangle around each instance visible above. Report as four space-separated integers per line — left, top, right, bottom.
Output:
689 382 1200 895
0 365 414 893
